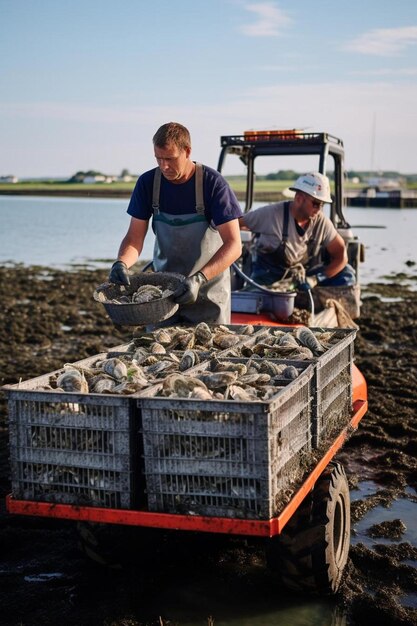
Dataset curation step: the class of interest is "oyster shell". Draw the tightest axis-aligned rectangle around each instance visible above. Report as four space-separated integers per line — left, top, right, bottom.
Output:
132 284 164 303
294 326 325 356
213 333 242 349
226 384 257 402
153 328 173 345
90 376 117 394
282 365 299 380
150 342 166 354
179 349 200 371
197 371 238 389
258 361 287 376
210 359 247 376
160 373 208 397
194 322 213 346
190 386 213 400
278 333 300 348
239 373 270 386
96 357 128 380
56 368 89 393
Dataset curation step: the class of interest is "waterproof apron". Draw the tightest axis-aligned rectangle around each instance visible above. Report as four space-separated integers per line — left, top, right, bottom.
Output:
151 163 231 324
254 201 322 276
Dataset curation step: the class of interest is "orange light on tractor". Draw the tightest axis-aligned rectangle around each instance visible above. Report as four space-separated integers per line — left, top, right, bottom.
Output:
243 129 301 141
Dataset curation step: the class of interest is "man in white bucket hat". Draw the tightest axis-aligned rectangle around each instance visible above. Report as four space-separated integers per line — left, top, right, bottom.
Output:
239 171 355 288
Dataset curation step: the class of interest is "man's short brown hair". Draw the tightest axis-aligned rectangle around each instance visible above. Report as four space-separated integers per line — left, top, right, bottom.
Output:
153 122 191 151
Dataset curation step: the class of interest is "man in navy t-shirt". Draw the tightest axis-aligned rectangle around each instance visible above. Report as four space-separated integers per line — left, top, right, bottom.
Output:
109 122 243 324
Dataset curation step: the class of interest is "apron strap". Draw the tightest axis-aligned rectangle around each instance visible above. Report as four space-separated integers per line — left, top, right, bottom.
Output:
151 163 205 216
152 167 161 214
282 201 290 242
195 162 205 215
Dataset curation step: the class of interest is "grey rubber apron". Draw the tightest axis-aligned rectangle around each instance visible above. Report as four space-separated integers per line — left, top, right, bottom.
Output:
151 163 231 324
253 201 292 275
256 201 322 273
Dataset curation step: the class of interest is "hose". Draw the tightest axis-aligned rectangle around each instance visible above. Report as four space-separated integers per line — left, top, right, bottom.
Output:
231 263 294 295
232 262 316 324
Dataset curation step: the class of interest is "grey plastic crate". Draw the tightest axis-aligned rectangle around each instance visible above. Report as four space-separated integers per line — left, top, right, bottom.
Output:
311 331 355 448
3 345 139 509
138 362 314 520
7 392 137 508
260 327 356 448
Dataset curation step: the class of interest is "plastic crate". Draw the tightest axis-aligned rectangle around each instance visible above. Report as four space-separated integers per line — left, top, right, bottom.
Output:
7 395 136 508
137 362 314 520
311 330 355 448
259 327 356 448
4 345 139 509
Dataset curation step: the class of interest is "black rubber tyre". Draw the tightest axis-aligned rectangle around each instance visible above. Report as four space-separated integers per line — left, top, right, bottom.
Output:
266 462 350 594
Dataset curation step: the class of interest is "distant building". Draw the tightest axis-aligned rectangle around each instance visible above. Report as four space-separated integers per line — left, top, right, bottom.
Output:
0 175 18 183
83 175 114 184
365 176 403 190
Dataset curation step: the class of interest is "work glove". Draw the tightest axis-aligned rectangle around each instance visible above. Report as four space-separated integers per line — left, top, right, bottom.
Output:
172 271 207 305
297 275 321 292
109 260 130 286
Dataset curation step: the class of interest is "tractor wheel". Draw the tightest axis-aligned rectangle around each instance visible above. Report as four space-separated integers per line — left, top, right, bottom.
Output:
266 462 350 594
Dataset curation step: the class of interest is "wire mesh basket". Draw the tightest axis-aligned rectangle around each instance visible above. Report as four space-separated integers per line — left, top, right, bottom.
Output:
94 272 185 325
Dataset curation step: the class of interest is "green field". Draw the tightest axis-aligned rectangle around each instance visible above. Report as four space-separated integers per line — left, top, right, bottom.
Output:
0 177 367 197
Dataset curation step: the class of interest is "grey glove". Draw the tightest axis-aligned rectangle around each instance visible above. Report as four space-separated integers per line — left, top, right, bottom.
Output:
173 271 207 305
109 260 130 286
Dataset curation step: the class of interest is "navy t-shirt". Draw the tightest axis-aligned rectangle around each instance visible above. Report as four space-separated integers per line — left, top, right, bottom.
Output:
127 164 242 226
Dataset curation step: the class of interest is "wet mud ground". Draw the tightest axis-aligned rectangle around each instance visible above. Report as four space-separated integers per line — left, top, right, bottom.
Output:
0 265 416 626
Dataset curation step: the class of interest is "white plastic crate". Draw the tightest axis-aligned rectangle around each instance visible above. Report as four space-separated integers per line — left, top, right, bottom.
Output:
138 362 314 520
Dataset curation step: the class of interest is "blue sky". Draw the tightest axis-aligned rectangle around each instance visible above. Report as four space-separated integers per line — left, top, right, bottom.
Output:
1 0 417 177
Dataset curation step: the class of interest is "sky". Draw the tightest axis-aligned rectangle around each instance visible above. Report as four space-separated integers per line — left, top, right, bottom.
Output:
1 0 417 177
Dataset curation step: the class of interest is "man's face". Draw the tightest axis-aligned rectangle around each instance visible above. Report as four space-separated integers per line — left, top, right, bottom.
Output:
154 142 191 183
296 191 324 221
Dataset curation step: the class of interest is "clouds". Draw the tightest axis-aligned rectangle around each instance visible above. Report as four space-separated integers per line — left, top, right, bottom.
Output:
345 26 417 56
239 2 292 37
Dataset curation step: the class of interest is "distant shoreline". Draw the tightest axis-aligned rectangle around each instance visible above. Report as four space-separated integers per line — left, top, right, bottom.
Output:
3 188 417 207
0 188 284 202
0 188 132 199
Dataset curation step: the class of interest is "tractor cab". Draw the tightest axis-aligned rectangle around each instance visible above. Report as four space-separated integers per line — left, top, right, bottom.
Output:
218 130 364 324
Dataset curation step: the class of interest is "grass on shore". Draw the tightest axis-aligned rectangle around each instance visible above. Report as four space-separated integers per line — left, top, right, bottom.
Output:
0 178 367 196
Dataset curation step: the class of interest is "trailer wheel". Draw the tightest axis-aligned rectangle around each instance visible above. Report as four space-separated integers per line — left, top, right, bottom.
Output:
266 462 350 594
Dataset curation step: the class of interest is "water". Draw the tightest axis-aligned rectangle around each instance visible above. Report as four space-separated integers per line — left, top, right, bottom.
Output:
0 195 133 269
351 482 417 549
1 195 417 284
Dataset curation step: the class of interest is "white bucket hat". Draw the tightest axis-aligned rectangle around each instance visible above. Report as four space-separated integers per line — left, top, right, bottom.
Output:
289 172 332 203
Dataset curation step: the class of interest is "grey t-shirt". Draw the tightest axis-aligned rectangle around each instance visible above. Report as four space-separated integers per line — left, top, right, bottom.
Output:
242 201 337 266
